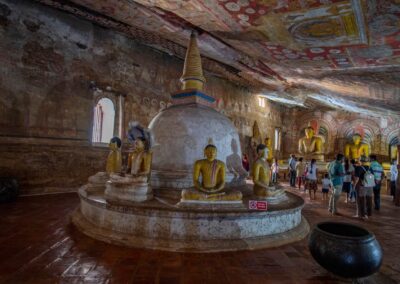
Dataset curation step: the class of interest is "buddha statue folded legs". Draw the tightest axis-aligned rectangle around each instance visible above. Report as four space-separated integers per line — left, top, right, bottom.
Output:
252 144 286 203
298 124 325 161
105 122 154 203
180 144 243 205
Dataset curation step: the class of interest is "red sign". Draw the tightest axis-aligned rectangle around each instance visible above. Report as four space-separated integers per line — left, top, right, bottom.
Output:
249 200 268 211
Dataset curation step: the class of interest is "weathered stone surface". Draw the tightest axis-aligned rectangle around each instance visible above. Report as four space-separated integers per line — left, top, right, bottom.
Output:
0 0 283 194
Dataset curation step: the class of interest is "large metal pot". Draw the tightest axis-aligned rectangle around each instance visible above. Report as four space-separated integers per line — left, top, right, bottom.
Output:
309 222 382 279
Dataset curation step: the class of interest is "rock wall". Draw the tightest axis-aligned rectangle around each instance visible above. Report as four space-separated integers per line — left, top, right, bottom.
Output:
0 0 283 194
283 108 400 162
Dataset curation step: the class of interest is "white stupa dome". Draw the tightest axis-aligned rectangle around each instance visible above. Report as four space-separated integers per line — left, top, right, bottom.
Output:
149 103 244 189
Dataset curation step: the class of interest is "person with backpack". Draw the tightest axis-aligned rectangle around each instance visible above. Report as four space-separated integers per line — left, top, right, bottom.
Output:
354 156 375 219
328 154 345 215
343 159 355 203
369 155 384 211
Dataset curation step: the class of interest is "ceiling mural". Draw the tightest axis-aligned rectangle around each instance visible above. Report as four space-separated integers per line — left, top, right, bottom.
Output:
34 0 400 116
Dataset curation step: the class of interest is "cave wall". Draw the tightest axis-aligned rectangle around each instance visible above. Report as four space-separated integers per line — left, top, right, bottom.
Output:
0 0 283 194
283 108 400 161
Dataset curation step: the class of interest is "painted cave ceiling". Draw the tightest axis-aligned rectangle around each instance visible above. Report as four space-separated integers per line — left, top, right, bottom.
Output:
35 0 400 116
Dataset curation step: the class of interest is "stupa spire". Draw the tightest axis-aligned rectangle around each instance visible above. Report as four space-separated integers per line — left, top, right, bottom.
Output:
180 31 206 91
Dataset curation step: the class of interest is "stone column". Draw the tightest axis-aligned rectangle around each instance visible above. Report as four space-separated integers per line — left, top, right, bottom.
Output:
118 94 125 139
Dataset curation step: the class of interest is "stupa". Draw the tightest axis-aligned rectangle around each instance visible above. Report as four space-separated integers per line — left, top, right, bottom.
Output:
149 32 247 192
71 32 308 252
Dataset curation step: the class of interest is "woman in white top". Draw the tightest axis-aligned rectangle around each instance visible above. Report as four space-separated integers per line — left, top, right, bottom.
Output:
306 159 318 200
390 160 398 201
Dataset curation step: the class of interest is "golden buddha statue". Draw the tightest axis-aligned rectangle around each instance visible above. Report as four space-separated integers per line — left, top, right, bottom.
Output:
344 134 370 160
264 137 273 161
298 125 324 160
106 137 122 174
105 122 154 203
181 144 242 202
252 144 284 198
126 122 153 181
390 145 398 161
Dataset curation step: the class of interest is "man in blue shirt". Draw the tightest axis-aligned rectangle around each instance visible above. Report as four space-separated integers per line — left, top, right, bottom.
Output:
328 154 345 215
369 154 384 211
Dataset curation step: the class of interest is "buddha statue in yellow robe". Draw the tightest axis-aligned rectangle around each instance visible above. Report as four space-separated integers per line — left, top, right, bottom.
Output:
345 134 370 161
127 138 152 181
252 144 284 198
390 145 398 161
105 137 122 174
181 144 242 202
298 126 324 160
264 137 273 161
105 122 154 203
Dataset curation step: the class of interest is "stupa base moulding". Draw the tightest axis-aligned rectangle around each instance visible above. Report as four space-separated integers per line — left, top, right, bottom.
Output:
71 185 309 252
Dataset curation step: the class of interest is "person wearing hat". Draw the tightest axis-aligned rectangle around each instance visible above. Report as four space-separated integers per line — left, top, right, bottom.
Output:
354 156 374 219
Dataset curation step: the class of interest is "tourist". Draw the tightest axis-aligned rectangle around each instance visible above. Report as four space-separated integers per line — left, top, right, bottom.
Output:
349 159 357 203
343 159 355 203
369 154 384 211
328 154 345 215
321 173 331 201
295 157 306 190
395 163 400 206
242 154 250 172
390 160 398 202
354 156 374 219
271 158 279 183
288 154 297 187
305 159 318 200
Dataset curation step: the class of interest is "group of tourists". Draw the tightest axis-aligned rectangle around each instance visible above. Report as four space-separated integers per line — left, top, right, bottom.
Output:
288 155 318 200
288 153 399 220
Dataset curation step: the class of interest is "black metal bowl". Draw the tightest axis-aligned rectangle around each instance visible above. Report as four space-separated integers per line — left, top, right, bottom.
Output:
308 222 382 279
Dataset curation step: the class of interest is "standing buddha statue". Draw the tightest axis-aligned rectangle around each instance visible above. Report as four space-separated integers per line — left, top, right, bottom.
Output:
344 134 369 160
264 136 274 161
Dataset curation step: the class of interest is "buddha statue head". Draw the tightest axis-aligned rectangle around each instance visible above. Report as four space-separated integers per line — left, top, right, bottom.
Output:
305 126 315 139
204 144 217 162
256 144 269 159
352 134 362 145
264 137 271 147
109 137 122 151
133 138 146 152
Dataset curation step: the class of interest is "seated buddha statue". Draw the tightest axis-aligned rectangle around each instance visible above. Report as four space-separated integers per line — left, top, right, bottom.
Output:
252 144 284 198
298 126 324 161
105 122 153 203
127 138 152 181
181 144 242 203
344 134 370 161
106 137 122 174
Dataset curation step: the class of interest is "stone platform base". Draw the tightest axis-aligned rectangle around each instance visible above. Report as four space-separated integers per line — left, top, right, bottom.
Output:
72 185 308 252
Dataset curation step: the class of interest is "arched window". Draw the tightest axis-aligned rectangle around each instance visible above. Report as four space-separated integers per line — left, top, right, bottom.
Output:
92 98 115 143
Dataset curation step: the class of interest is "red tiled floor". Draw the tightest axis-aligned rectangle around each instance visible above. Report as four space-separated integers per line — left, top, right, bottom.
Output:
0 185 399 283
